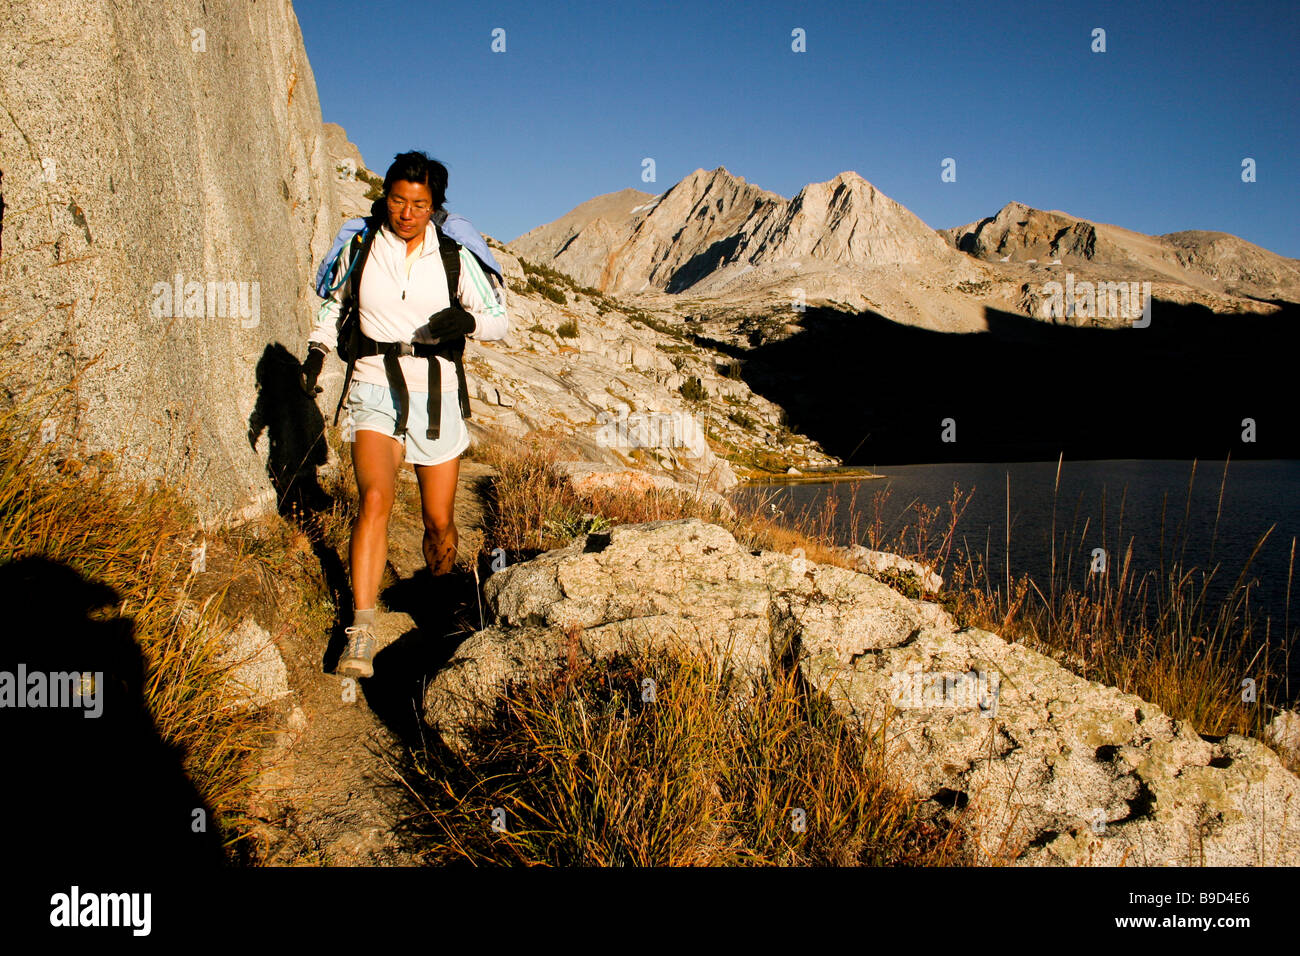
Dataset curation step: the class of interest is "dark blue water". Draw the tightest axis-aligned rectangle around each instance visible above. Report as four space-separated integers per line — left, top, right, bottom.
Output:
731 459 1300 643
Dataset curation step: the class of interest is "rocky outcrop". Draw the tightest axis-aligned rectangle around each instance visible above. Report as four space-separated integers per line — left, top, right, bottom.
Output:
944 201 1300 304
1161 229 1300 300
720 171 966 279
0 0 340 524
944 201 1102 263
214 617 291 710
322 122 380 220
424 518 1300 866
173 601 291 711
449 235 809 491
509 186 660 279
825 544 943 593
608 168 787 294
1267 709 1300 768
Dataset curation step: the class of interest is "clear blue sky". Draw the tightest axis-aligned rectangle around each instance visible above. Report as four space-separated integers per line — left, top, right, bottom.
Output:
298 0 1299 257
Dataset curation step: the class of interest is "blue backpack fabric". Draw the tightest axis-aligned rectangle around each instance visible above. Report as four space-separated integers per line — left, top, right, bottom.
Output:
315 206 503 298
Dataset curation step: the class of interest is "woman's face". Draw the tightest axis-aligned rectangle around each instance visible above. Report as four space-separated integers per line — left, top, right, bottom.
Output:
386 179 434 240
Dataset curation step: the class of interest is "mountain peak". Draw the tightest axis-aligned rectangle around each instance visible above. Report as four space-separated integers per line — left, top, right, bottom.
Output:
679 165 748 186
828 169 872 187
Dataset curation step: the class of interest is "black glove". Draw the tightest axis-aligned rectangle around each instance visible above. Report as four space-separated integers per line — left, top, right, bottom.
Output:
299 345 326 395
412 305 476 346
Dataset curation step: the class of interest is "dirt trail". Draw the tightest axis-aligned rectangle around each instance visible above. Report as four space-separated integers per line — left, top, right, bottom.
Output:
246 459 497 865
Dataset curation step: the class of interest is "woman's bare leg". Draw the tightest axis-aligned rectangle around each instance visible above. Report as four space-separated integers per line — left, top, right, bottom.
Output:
350 429 405 610
414 454 460 577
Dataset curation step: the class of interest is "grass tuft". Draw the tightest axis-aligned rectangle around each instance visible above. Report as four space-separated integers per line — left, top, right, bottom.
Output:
399 646 965 865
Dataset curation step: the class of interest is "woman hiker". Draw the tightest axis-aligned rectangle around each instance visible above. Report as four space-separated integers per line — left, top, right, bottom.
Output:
298 150 509 679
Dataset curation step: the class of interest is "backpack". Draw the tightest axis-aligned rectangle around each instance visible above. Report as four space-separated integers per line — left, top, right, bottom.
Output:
321 208 506 363
329 214 381 369
326 214 479 437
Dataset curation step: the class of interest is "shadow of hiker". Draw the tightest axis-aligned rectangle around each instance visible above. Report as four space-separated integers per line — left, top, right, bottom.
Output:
0 556 226 869
249 343 331 515
249 342 354 671
357 566 481 743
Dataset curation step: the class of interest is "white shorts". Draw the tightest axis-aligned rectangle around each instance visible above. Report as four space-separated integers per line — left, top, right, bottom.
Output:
344 381 469 466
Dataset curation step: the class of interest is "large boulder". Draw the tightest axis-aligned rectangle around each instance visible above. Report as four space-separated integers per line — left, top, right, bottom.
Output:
798 608 1298 866
424 517 1300 865
0 0 340 524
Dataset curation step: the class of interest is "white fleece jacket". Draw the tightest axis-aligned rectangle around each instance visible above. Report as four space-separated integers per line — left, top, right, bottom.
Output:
308 219 509 393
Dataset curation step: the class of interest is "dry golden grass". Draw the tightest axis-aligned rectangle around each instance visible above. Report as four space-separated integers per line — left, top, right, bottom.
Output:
400 646 966 866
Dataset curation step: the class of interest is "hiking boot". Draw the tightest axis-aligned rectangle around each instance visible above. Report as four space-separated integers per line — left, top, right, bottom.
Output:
337 624 377 679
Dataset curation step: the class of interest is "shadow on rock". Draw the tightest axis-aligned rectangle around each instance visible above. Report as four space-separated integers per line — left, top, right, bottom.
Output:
357 566 481 743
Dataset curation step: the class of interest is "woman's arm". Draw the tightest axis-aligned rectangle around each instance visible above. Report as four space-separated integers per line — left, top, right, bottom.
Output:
307 240 354 353
458 248 509 342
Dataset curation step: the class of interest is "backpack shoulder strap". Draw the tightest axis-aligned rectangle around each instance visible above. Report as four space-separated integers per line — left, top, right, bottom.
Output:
429 223 473 427
346 218 382 302
435 222 461 304
333 218 383 426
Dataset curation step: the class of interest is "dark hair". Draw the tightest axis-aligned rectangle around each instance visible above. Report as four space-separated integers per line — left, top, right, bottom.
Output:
381 150 448 210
